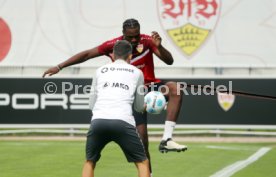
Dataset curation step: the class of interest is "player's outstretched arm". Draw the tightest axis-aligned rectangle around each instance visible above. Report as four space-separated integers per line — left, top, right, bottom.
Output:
42 47 101 77
151 31 174 65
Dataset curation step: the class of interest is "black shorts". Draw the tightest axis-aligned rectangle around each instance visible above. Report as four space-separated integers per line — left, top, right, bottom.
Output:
86 119 147 163
134 82 168 126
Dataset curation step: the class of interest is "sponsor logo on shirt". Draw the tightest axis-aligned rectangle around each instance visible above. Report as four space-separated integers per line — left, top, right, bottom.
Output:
101 67 134 73
101 67 108 73
102 82 129 90
103 82 110 88
112 67 134 73
112 82 129 90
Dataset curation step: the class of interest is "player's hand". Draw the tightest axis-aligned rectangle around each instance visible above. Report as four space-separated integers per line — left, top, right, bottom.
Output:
143 103 147 113
151 31 162 48
42 66 60 78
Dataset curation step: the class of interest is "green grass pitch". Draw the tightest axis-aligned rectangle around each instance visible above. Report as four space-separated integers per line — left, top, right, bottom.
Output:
0 140 275 177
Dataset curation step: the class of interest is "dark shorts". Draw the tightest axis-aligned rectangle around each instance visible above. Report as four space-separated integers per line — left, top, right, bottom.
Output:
86 119 147 163
134 82 168 126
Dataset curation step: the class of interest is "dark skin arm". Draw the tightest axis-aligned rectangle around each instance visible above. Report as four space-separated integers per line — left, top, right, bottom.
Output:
151 31 174 65
43 31 173 77
42 47 101 77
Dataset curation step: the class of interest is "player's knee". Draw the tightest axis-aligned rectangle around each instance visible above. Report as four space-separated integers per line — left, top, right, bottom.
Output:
141 159 149 165
141 137 149 149
136 125 149 148
166 82 182 97
138 135 149 152
135 159 149 169
85 160 95 167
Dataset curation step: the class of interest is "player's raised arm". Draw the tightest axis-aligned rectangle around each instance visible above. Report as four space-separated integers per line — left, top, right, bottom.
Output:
42 47 101 77
151 31 174 65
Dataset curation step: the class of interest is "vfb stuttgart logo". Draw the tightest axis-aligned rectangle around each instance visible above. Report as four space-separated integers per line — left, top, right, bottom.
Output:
217 92 235 112
157 0 221 57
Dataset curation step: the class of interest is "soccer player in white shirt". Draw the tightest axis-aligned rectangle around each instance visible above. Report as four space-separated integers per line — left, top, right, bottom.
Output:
82 40 150 177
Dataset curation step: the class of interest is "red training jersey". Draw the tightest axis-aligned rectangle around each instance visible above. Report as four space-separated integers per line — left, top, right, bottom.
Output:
97 34 161 84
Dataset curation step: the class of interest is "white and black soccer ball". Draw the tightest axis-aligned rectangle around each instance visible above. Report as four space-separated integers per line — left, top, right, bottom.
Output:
144 91 166 114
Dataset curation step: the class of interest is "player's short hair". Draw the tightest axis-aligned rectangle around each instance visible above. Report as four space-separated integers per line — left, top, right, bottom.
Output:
123 18 140 32
113 40 133 60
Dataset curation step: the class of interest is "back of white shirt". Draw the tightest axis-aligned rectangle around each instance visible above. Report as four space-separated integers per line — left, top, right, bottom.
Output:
90 59 144 126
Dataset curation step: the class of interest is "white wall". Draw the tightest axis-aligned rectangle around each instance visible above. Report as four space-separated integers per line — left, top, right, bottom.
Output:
0 0 276 68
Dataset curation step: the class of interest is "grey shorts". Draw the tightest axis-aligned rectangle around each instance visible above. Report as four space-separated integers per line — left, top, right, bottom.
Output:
86 119 147 163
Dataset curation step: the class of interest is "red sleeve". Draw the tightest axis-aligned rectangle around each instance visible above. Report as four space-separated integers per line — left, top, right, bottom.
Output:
141 34 158 53
98 36 123 56
97 40 114 56
149 40 158 53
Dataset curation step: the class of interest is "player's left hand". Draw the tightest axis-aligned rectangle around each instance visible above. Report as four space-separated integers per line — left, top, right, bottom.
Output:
143 103 147 113
151 31 162 48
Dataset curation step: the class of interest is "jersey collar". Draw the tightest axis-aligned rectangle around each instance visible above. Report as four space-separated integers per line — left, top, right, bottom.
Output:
114 59 128 64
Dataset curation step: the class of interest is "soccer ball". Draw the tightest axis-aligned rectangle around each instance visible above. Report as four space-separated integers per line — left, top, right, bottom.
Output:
144 91 166 114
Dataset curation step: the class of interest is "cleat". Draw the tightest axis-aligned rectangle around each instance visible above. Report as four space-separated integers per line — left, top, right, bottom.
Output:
159 138 188 153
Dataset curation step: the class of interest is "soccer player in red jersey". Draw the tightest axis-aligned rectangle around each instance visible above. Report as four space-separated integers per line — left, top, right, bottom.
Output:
43 18 187 174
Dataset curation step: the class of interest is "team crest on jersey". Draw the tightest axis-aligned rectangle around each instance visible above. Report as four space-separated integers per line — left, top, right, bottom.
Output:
217 92 235 112
136 44 144 53
157 0 221 57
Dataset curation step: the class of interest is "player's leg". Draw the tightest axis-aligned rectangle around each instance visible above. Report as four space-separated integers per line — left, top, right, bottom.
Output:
82 119 110 177
135 159 150 177
112 119 150 177
159 81 187 152
163 81 182 122
133 110 152 173
82 160 95 177
136 123 151 171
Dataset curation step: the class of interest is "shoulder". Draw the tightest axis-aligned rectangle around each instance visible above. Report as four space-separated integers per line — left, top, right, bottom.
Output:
98 36 123 51
139 34 156 51
104 36 123 45
140 34 152 43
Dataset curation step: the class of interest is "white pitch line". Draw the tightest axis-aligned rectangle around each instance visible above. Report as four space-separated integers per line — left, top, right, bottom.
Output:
210 147 271 177
206 145 253 151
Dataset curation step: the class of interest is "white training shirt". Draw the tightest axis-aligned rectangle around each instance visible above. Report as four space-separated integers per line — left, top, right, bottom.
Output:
89 59 145 126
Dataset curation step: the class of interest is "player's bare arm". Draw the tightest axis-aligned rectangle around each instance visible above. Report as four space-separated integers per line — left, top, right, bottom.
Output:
151 31 174 65
42 47 101 77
